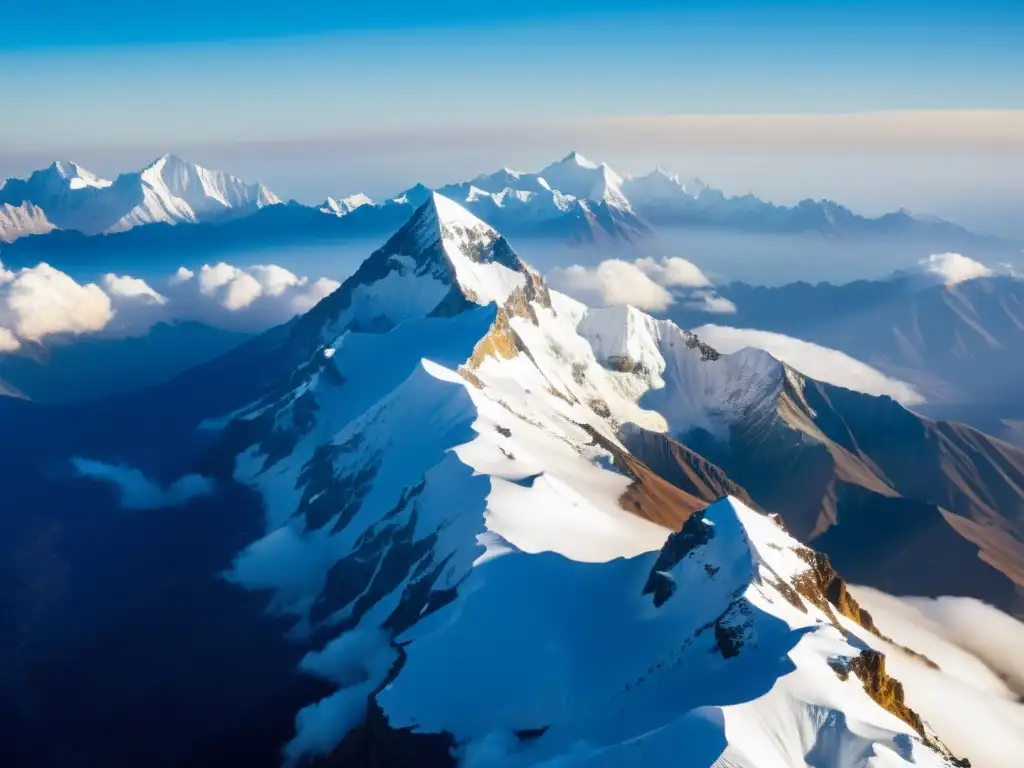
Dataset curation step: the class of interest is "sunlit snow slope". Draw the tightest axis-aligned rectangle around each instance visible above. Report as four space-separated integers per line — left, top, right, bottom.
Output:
206 194 967 767
0 155 280 236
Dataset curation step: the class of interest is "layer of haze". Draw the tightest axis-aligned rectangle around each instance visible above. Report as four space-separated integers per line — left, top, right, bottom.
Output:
3 4 1024 237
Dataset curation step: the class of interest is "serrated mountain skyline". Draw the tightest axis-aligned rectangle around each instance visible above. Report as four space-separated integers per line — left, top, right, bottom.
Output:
0 151 1003 250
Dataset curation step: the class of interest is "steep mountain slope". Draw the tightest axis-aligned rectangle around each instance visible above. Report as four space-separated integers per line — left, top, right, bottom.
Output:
0 155 280 236
459 267 1024 611
319 194 373 216
0 321 252 405
0 202 55 242
2 193 1012 766
187 194 976 764
619 168 996 247
665 275 1024 441
620 166 707 210
629 349 1024 615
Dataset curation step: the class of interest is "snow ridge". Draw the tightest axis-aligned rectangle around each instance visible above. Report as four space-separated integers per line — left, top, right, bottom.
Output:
0 201 55 242
0 155 280 236
205 195 964 767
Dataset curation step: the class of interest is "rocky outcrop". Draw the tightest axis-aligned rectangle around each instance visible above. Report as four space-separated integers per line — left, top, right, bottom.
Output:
678 369 1024 617
619 424 755 508
579 423 717 529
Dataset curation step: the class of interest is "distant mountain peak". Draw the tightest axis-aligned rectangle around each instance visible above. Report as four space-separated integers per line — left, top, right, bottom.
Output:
558 150 599 169
424 190 494 232
146 152 185 168
320 193 373 217
44 160 112 190
295 193 532 345
538 152 631 211
390 182 432 207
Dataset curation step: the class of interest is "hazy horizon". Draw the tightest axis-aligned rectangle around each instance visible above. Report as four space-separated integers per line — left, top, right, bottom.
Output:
4 2 1024 238
4 133 1024 241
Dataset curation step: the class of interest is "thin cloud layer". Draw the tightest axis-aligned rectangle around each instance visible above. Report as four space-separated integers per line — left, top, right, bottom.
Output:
851 587 1024 766
72 457 215 510
693 324 924 405
901 594 1024 695
922 252 995 286
0 260 341 351
547 256 733 313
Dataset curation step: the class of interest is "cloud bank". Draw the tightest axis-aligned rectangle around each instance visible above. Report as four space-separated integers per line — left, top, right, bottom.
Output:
547 256 735 313
693 324 924 405
0 260 341 352
72 457 216 510
851 587 1024 767
921 252 995 286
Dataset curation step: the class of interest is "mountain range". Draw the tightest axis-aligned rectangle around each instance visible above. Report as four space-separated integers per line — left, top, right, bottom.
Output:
663 272 1024 446
0 155 279 239
0 152 1002 255
1 192 1020 766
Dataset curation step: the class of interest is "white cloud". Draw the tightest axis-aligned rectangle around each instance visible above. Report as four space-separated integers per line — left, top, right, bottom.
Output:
71 457 215 509
551 260 673 311
900 594 1024 695
922 253 994 286
250 264 302 297
172 262 341 325
0 327 20 352
548 256 725 312
850 587 1024 767
0 260 341 349
102 273 168 305
196 262 264 310
0 262 112 342
693 324 924 405
292 277 341 313
285 628 398 762
685 292 737 315
633 256 712 288
171 266 195 283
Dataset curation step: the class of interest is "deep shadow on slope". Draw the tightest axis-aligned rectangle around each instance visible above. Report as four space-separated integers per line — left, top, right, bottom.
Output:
665 377 1024 616
0 477 333 768
0 315 354 767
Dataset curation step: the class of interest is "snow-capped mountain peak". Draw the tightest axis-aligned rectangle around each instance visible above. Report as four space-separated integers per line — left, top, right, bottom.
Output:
538 151 632 211
0 154 281 236
136 153 280 215
390 182 433 208
621 166 692 205
0 159 112 203
560 149 599 169
48 160 113 190
296 193 531 343
204 200 969 764
0 201 55 242
320 193 373 216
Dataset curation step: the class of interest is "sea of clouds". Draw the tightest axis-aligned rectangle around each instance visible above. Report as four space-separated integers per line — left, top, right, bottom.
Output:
0 260 341 352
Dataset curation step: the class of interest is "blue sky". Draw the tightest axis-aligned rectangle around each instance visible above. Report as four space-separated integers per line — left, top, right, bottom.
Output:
2 1 1023 223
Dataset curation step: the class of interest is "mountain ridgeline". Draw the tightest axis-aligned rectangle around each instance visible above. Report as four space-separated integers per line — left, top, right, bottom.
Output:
0 152 1003 260
0 193 1014 767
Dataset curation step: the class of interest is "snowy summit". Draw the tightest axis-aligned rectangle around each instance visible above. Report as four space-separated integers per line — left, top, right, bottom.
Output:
197 193 975 766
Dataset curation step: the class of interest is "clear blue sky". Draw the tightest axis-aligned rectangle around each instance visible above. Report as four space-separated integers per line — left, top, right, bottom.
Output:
2 0 1023 224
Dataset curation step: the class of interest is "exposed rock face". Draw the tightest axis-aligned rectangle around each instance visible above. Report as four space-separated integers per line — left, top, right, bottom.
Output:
619 424 755 508
314 694 456 768
847 650 926 738
642 510 714 607
580 423 724 529
677 365 1024 616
